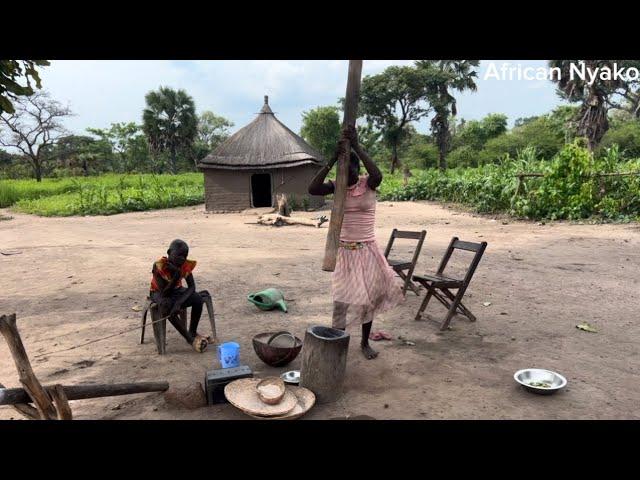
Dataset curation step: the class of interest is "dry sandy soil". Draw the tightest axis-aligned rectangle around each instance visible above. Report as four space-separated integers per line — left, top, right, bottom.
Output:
1 201 639 420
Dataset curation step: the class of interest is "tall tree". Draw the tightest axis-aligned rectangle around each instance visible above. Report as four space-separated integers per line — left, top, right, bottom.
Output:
454 113 507 151
359 66 431 173
197 111 233 150
609 60 640 119
0 91 72 181
549 60 629 151
300 106 341 161
416 60 480 170
40 134 104 175
0 60 49 114
87 122 146 172
193 111 234 166
142 87 197 174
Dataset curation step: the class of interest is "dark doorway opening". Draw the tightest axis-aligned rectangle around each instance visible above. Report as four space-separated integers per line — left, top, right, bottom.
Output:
251 173 272 207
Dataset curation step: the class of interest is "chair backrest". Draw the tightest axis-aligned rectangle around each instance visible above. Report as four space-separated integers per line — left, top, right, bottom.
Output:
436 237 487 286
384 229 427 267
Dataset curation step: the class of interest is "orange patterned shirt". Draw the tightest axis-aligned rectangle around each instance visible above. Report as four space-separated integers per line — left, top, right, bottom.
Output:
150 257 197 292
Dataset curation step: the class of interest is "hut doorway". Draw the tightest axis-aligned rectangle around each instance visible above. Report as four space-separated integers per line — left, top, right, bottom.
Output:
251 173 272 207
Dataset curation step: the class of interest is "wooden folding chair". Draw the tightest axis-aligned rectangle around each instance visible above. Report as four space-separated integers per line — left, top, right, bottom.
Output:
412 237 487 331
383 229 427 296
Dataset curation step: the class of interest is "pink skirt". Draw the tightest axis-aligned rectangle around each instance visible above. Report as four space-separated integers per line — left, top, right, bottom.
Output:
332 240 404 327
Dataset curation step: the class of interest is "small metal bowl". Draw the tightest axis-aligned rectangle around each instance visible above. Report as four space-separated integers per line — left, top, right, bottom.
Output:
514 368 567 395
281 370 300 385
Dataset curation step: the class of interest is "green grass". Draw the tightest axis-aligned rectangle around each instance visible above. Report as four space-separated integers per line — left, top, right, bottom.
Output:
3 143 639 221
1 173 204 216
0 177 80 207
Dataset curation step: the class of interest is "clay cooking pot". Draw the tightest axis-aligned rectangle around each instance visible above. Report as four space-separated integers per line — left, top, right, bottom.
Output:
252 331 302 367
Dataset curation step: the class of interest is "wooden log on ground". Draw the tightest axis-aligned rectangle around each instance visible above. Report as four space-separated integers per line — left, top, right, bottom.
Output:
0 382 39 419
300 326 350 404
322 60 363 272
0 313 57 419
257 213 327 228
0 381 170 406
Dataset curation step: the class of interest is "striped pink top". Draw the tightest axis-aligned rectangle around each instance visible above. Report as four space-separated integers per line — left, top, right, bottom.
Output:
339 175 376 243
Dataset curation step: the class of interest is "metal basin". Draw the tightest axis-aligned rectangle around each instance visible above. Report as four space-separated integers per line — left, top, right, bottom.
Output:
514 368 567 395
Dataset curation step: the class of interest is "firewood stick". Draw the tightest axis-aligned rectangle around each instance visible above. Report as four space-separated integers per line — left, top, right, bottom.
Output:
49 384 73 420
0 382 39 419
322 60 363 272
0 314 57 419
0 381 170 406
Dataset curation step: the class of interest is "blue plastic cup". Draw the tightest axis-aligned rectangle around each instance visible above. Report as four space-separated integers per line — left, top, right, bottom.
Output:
218 342 240 368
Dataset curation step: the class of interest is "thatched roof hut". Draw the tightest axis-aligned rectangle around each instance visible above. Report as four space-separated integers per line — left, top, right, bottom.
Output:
198 96 326 212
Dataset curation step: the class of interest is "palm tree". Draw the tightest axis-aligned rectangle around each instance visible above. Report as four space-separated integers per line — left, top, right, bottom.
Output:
142 87 197 174
548 60 627 151
416 60 479 170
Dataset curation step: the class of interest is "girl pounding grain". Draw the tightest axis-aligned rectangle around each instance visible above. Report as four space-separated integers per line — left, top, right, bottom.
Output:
309 126 404 359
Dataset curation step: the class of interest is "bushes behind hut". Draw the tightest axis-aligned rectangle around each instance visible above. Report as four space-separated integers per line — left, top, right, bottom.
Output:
378 142 640 222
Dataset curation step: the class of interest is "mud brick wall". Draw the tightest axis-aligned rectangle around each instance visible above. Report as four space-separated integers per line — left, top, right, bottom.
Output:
201 165 325 212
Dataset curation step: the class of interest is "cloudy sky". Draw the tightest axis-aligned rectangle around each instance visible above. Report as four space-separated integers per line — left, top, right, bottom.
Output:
38 60 565 136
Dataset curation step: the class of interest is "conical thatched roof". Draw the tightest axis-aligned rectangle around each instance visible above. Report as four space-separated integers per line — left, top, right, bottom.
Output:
198 96 325 170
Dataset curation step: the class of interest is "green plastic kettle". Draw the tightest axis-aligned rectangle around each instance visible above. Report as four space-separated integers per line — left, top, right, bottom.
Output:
248 288 288 313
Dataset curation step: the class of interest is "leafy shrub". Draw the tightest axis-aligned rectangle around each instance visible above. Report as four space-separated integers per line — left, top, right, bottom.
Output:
378 141 640 221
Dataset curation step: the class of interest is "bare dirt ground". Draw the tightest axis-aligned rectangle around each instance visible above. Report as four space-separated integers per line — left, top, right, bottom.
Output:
1 201 639 420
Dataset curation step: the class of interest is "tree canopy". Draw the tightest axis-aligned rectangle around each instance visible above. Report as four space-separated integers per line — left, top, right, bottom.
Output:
359 65 431 173
300 105 341 161
0 60 50 114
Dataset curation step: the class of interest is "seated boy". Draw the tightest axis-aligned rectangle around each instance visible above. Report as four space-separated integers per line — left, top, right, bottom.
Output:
150 239 212 352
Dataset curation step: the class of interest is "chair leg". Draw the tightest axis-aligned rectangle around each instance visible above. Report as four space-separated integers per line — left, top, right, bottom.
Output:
202 294 216 341
140 306 148 345
414 283 434 320
397 269 419 297
460 303 476 322
442 288 476 322
405 266 421 296
431 289 453 310
150 305 166 355
440 290 465 331
397 270 409 296
406 280 421 296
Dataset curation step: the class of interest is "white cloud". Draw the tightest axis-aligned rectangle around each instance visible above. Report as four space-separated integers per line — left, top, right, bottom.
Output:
34 60 562 136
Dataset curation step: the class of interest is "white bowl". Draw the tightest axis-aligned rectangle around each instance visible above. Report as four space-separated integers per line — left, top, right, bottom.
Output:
514 368 567 395
281 370 300 385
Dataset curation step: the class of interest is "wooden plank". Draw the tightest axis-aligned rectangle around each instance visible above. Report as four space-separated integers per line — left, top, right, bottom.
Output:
394 230 426 240
322 60 363 272
452 239 482 252
0 313 57 419
0 381 170 406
